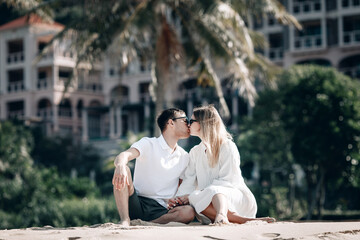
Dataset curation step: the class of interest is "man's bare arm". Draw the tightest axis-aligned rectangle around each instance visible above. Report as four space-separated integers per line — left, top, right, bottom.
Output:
112 148 140 190
114 148 140 167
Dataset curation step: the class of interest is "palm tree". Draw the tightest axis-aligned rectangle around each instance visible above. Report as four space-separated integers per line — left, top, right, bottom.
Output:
5 0 300 135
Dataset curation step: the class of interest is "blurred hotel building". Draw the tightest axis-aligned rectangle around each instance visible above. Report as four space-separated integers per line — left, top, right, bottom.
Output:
0 0 359 142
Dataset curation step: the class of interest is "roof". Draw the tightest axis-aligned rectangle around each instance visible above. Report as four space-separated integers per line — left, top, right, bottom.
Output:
0 14 64 31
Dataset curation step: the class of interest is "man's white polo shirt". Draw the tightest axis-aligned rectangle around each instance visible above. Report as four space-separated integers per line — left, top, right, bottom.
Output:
131 135 189 207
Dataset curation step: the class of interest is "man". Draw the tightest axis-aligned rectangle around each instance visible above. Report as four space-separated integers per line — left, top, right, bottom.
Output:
112 108 195 226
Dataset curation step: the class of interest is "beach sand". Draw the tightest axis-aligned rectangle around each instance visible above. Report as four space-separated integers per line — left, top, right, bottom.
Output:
0 220 359 240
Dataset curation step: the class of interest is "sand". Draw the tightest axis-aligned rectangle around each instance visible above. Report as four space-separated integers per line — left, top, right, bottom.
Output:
0 220 359 240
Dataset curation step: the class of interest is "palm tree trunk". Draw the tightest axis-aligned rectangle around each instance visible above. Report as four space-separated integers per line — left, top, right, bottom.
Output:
153 14 169 137
306 172 315 220
153 64 166 137
200 53 230 120
317 167 325 219
306 167 324 220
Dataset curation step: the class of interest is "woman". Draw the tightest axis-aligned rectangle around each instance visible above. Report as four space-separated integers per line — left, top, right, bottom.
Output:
170 105 275 224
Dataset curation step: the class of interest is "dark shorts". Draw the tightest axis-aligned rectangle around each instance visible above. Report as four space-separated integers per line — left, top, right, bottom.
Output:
128 191 169 221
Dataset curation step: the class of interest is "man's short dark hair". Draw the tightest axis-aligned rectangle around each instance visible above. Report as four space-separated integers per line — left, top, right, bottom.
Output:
157 108 185 132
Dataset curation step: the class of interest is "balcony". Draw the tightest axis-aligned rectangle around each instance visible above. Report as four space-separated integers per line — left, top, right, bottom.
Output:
294 35 322 50
58 108 72 118
183 87 216 101
343 30 360 45
37 78 50 90
112 96 130 105
140 92 151 103
342 0 360 8
293 0 321 14
7 52 24 64
37 50 54 61
8 110 24 119
78 82 103 93
7 81 25 93
37 108 53 119
140 62 152 73
269 47 284 61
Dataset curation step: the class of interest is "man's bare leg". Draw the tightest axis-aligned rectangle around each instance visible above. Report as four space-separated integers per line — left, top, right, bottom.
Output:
152 205 195 224
201 194 276 224
113 166 134 226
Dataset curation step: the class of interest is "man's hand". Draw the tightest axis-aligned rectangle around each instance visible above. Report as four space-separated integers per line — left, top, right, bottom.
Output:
167 195 189 209
112 148 139 190
112 165 129 190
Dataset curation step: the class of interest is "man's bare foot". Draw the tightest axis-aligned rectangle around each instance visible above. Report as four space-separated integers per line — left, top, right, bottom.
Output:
214 213 230 225
119 218 131 226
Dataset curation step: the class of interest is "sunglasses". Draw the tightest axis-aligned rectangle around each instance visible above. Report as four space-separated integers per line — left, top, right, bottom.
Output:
189 119 198 125
172 117 198 125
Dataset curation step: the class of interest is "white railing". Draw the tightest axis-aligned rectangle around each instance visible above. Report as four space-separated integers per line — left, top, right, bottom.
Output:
58 109 72 118
269 48 284 61
112 96 130 105
183 88 200 100
343 30 360 45
58 77 70 83
293 0 321 14
38 50 54 59
37 109 53 119
140 62 152 73
294 35 322 50
37 78 50 89
78 83 103 92
88 75 100 82
8 110 24 118
55 49 74 58
342 0 360 8
140 93 151 103
182 87 216 100
57 77 74 88
8 81 25 93
7 52 24 64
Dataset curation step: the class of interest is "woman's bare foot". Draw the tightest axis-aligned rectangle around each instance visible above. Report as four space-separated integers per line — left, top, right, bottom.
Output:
214 213 230 225
259 217 276 223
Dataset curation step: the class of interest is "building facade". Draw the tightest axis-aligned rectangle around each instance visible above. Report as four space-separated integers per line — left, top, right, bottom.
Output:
0 1 359 141
0 15 242 141
256 0 360 78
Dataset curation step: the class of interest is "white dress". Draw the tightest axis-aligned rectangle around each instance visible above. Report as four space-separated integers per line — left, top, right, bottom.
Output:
176 139 257 218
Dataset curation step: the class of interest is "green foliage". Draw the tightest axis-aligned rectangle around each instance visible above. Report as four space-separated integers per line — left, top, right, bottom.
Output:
252 185 306 220
0 121 107 229
103 131 147 172
58 197 118 227
0 121 36 212
39 167 100 199
0 197 118 229
279 66 360 218
279 65 360 184
31 128 101 177
239 65 360 219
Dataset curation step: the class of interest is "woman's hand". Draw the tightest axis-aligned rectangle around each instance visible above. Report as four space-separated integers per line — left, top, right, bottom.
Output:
167 195 190 209
112 165 129 190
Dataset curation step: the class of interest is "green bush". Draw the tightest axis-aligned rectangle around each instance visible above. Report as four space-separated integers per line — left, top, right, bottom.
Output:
0 121 113 229
252 185 307 220
0 197 118 229
59 197 118 227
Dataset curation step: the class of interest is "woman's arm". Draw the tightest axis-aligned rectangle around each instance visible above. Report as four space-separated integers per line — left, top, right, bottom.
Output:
211 141 240 187
175 149 198 196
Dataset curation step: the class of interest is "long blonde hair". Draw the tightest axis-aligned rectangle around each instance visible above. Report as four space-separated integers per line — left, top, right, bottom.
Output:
193 105 232 167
